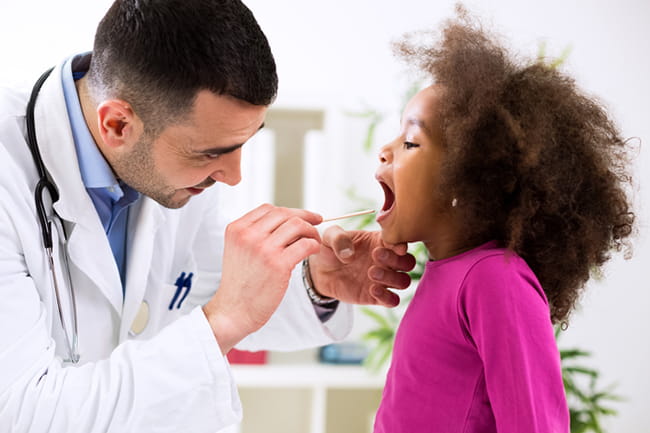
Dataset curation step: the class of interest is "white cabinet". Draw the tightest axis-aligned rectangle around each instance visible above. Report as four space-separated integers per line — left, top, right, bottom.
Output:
229 364 386 433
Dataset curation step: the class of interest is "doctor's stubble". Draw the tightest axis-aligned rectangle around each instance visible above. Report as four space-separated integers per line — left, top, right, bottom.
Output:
111 132 214 210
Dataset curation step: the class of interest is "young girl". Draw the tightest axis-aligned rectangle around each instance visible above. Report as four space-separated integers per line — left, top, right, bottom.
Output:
372 8 635 433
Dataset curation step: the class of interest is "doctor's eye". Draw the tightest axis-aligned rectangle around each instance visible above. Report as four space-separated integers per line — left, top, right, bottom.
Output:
404 141 420 149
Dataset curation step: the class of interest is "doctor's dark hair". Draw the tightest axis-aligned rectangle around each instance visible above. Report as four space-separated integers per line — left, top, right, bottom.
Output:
87 0 277 135
395 6 635 323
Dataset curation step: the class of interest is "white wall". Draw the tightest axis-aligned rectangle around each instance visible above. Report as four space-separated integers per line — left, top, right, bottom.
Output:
2 1 648 431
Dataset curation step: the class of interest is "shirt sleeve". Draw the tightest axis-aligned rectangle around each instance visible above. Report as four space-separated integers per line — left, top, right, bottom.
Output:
458 254 569 433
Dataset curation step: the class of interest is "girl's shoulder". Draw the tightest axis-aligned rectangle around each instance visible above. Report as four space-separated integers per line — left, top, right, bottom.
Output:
423 240 540 296
455 241 548 307
427 240 526 277
466 244 530 278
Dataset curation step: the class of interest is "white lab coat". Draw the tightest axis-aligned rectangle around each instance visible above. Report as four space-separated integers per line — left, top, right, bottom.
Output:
0 62 352 432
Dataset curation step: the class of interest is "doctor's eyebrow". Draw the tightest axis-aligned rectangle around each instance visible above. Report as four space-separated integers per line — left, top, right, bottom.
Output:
196 123 265 156
198 142 245 156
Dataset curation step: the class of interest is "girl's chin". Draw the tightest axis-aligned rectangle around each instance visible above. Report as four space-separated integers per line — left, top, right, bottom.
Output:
379 228 406 246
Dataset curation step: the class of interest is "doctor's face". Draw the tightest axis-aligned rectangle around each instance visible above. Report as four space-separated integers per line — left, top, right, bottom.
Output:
113 90 267 209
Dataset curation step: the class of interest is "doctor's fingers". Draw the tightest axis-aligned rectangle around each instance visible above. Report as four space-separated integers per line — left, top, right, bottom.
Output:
279 237 321 270
372 247 417 272
369 284 401 308
368 264 412 291
266 216 322 249
254 226 320 273
235 203 322 229
254 208 324 236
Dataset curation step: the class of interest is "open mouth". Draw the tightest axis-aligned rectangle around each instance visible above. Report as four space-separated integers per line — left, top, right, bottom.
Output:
377 181 395 224
380 181 395 211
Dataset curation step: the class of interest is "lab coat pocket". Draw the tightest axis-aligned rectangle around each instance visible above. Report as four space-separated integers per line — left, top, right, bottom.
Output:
134 277 197 339
166 271 195 311
132 265 201 338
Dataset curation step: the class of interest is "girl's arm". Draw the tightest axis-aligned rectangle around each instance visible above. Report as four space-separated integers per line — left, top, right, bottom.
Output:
460 255 569 433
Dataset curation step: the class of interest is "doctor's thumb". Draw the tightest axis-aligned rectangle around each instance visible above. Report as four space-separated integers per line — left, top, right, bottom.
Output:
322 225 355 264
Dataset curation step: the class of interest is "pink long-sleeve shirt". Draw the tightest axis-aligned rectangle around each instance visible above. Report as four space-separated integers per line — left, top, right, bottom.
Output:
374 241 569 433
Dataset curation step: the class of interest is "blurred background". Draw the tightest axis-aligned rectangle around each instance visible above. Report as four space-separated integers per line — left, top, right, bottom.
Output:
2 1 648 432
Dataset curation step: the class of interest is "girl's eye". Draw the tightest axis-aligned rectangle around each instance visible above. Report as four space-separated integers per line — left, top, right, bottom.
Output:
404 141 420 149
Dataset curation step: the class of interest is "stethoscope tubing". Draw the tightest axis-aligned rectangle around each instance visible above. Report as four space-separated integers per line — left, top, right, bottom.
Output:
25 67 80 364
26 67 58 249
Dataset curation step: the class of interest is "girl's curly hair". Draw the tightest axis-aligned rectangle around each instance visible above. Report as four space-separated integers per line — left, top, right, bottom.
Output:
395 6 635 323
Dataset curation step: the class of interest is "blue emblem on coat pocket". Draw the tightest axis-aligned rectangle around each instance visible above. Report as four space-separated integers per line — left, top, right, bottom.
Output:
169 272 193 310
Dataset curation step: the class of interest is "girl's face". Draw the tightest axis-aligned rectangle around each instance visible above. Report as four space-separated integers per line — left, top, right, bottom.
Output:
375 85 455 255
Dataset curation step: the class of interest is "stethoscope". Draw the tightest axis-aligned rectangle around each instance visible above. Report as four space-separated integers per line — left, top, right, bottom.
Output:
26 67 80 364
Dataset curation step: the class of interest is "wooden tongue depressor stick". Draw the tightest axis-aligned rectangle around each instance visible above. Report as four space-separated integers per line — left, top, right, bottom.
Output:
321 209 376 223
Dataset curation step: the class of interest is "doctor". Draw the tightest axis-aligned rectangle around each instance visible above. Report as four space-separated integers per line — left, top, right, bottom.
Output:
0 0 415 432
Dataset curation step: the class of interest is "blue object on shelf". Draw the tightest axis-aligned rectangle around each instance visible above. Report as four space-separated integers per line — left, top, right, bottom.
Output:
319 342 369 365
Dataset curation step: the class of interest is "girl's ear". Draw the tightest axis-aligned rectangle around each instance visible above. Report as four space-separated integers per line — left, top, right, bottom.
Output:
96 99 143 149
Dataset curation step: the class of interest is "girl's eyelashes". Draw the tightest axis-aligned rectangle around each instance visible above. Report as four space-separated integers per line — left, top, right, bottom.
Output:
404 141 420 149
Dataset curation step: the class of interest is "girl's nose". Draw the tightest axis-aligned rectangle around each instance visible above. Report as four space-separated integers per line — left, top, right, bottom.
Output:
378 144 392 164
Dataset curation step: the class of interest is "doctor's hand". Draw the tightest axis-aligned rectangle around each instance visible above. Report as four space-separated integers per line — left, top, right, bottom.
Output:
202 204 322 354
307 227 416 307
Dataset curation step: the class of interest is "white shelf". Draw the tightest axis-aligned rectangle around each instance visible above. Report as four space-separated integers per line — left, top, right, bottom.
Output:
231 363 386 389
229 363 386 433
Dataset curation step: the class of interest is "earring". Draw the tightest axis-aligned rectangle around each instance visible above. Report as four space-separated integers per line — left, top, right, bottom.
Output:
451 198 458 207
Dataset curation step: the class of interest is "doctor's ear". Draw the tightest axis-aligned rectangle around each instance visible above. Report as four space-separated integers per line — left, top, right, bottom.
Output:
96 99 144 148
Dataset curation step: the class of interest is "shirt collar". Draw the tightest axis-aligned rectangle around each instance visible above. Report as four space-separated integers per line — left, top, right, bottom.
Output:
61 53 121 194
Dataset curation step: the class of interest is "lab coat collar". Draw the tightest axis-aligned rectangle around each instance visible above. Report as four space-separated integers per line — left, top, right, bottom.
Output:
32 61 168 316
34 62 96 226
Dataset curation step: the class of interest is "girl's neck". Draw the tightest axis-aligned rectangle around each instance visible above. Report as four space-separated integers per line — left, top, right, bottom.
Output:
424 238 479 261
423 219 483 261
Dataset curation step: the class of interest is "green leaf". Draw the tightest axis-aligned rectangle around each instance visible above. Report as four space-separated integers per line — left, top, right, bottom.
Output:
374 341 394 371
563 366 599 378
360 307 394 329
361 328 394 342
363 340 393 374
597 407 618 416
560 348 592 360
363 120 378 152
550 45 573 69
353 212 378 230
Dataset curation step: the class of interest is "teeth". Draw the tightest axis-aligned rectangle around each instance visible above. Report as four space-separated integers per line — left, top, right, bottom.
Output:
380 181 395 211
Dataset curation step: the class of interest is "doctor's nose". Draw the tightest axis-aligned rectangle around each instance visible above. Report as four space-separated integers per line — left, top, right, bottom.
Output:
210 149 242 186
